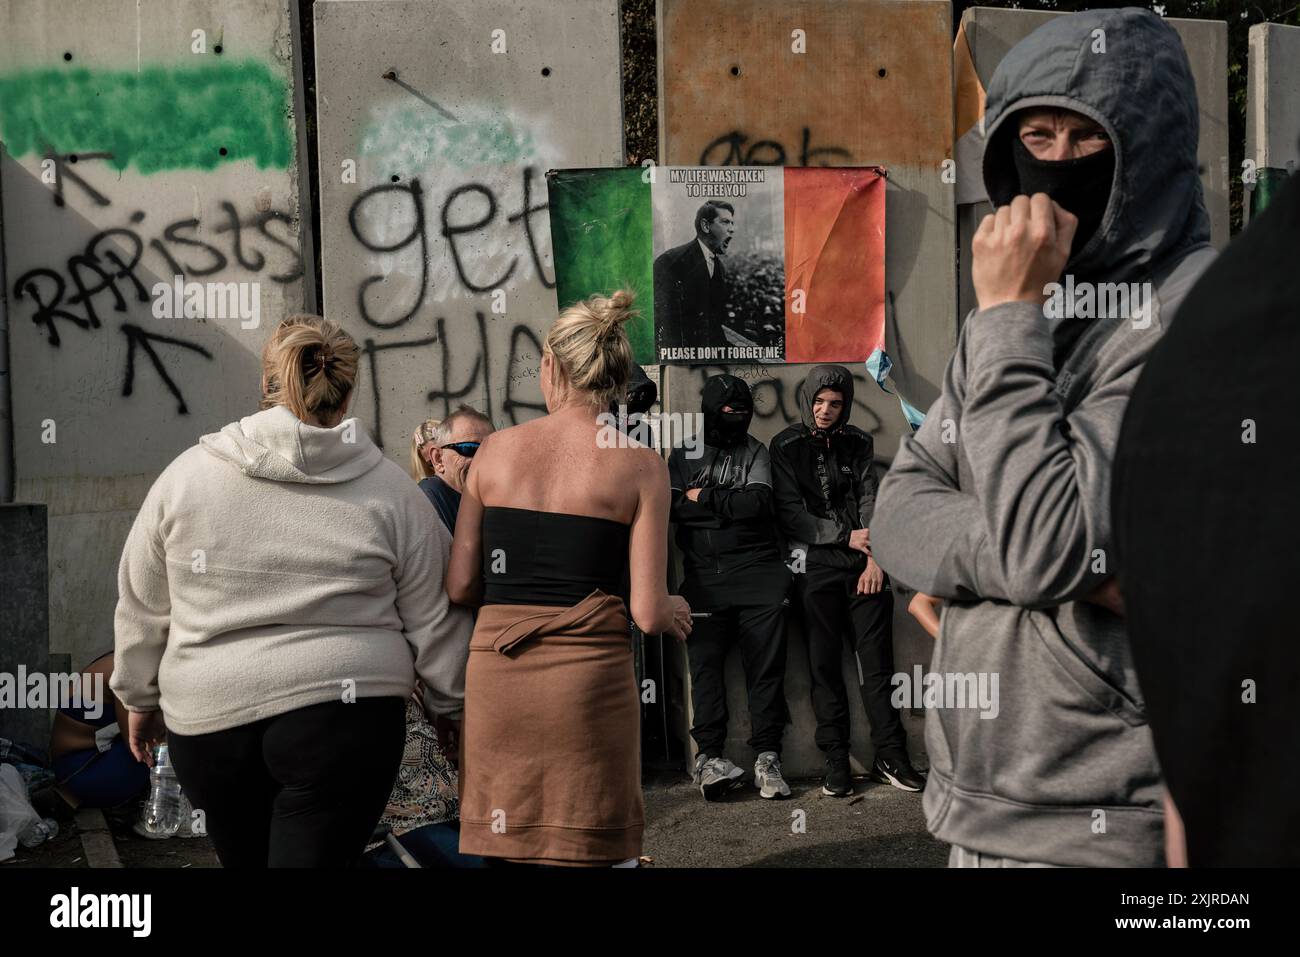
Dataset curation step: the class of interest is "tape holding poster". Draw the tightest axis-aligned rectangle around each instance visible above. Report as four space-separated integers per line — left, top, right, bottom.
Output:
546 166 886 366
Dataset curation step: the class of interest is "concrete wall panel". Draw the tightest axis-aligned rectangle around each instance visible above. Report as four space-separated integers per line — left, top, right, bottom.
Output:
1247 22 1300 172
0 0 311 668
0 504 49 745
658 0 957 777
314 0 624 452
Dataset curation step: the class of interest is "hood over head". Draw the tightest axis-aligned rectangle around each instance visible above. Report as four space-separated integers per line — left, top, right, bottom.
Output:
625 363 658 416
981 7 1211 281
796 364 855 437
200 404 384 484
701 374 753 448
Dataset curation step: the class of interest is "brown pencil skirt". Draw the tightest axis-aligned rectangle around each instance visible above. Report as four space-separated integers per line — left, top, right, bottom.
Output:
458 591 643 865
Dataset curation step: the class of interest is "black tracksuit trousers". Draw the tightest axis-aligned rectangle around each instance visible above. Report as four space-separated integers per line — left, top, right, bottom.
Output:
687 602 790 758
797 561 907 761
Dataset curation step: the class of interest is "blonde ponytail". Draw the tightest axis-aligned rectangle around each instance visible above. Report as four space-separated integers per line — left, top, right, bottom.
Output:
544 289 637 410
260 315 359 424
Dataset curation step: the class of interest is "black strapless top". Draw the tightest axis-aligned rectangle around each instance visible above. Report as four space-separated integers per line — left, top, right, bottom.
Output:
481 506 631 606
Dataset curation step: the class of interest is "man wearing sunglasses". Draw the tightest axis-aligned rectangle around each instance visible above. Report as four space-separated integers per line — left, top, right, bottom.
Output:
416 405 495 534
410 405 494 777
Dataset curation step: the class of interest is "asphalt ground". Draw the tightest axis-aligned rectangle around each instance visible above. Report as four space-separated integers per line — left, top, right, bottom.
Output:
642 770 948 868
8 771 945 869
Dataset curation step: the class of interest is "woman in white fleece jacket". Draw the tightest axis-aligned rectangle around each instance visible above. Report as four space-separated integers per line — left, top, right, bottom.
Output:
111 315 472 868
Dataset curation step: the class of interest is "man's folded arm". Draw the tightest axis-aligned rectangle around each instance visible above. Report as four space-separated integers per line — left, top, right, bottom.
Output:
698 483 771 521
698 445 776 521
668 451 716 527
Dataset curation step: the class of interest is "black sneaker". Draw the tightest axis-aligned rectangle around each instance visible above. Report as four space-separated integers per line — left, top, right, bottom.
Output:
821 756 853 797
869 753 926 792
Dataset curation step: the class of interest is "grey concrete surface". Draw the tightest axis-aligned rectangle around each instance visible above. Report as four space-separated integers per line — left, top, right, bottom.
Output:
643 772 947 868
0 503 49 746
74 808 123 869
1247 22 1300 171
313 0 624 453
0 0 312 671
656 0 956 779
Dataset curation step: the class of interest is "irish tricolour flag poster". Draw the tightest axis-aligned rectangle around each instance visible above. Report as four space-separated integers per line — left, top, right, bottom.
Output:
546 166 885 366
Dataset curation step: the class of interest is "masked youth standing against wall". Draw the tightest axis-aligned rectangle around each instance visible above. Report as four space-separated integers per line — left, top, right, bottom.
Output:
670 375 793 803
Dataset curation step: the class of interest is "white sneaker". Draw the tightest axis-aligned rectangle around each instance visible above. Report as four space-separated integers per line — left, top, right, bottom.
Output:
693 754 745 802
754 752 791 799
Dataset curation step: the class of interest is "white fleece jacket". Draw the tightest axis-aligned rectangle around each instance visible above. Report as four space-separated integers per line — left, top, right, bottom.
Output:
111 405 472 735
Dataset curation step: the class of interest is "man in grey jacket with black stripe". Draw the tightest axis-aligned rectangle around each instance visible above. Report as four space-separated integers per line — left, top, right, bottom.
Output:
873 8 1216 867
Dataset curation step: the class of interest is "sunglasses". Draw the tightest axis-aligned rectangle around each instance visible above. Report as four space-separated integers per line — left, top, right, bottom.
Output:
439 441 480 458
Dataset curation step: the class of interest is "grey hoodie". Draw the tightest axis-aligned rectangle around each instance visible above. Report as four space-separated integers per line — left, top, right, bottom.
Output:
872 8 1215 866
113 405 472 735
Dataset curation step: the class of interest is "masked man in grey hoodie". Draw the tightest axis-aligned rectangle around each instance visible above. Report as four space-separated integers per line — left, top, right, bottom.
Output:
872 9 1216 867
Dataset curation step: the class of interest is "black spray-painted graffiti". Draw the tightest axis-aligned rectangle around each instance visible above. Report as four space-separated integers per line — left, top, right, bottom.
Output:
120 324 214 414
347 167 552 329
698 128 852 167
13 168 304 414
42 149 115 208
345 166 553 446
360 314 546 450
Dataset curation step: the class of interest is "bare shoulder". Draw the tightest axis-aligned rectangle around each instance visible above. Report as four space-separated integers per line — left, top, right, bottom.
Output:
473 420 530 460
627 446 669 486
470 419 550 492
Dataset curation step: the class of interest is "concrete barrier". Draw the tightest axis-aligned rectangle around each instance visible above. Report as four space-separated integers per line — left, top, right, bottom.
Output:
1246 22 1300 216
0 504 49 746
0 0 313 670
658 0 957 778
313 0 624 452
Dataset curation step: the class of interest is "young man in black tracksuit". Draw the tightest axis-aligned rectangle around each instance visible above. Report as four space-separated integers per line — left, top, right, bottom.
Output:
770 365 924 797
670 375 793 801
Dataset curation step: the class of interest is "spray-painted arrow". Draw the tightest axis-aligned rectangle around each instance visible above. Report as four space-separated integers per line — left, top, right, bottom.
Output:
121 323 213 415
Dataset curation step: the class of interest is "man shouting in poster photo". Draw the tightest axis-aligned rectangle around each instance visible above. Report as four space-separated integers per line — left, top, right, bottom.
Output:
655 199 734 353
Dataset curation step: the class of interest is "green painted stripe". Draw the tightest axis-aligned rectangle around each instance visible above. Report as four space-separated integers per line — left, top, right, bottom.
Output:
0 61 293 173
547 166 655 365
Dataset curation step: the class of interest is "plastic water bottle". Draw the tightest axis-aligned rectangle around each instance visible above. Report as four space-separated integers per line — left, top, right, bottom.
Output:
142 744 183 837
18 817 59 848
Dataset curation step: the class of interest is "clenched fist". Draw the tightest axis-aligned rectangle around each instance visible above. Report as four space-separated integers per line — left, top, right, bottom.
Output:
972 193 1078 313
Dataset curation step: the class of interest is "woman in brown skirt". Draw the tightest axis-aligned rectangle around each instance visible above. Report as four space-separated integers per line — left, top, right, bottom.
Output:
446 290 692 866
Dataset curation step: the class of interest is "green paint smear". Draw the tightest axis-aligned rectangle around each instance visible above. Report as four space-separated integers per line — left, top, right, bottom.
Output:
0 61 293 173
1251 167 1291 217
548 167 655 365
359 101 536 169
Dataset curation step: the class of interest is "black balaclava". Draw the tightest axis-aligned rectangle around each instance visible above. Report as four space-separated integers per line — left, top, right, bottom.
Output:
625 363 657 416
609 363 658 432
1011 136 1115 262
701 374 753 449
